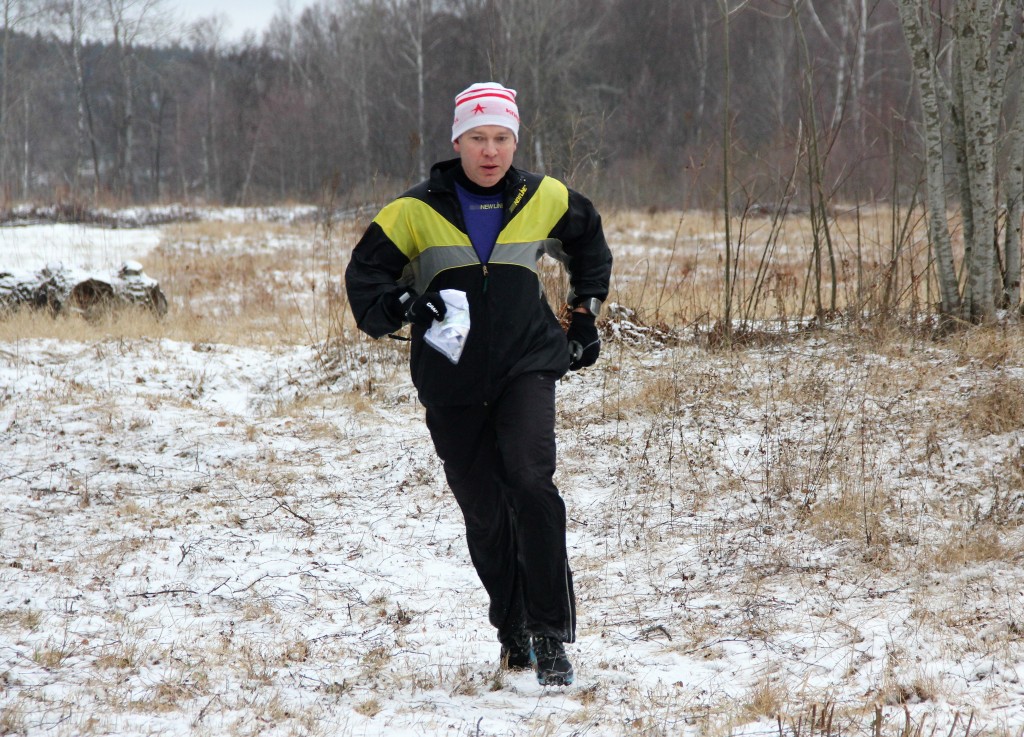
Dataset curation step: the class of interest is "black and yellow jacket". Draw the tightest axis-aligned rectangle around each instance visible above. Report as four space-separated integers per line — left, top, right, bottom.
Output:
345 158 613 407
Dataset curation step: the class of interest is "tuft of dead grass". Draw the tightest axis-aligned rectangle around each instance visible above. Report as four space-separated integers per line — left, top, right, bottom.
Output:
0 701 26 736
354 698 382 717
926 524 1012 571
960 376 1024 437
0 608 42 632
742 674 791 721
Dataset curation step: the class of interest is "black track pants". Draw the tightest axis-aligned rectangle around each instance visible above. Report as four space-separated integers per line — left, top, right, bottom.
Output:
425 372 576 643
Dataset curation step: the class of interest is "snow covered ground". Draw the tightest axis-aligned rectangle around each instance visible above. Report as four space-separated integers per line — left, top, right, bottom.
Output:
2 211 1024 736
0 222 164 273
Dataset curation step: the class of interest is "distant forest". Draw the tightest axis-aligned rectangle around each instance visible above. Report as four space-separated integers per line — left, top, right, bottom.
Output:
0 0 1019 210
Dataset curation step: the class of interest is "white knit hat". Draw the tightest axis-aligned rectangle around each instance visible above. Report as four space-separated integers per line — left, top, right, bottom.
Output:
451 83 520 142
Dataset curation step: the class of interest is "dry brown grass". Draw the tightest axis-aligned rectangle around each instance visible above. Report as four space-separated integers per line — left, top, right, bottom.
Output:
742 675 791 721
602 204 932 327
960 376 1024 436
0 306 171 343
0 702 26 737
0 608 42 632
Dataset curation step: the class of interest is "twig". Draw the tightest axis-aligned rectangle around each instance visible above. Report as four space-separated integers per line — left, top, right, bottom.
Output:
274 498 315 527
206 578 230 595
640 624 673 641
127 588 196 598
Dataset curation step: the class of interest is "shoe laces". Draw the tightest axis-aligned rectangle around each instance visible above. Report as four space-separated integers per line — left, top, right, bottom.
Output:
533 635 563 657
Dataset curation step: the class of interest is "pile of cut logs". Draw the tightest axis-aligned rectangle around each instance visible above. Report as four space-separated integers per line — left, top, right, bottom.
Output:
0 261 168 319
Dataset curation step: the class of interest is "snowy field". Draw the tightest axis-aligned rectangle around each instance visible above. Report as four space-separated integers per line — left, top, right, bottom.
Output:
0 223 164 273
2 210 1024 736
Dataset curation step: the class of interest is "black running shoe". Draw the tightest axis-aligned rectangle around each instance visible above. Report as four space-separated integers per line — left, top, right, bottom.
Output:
532 635 574 686
499 630 533 671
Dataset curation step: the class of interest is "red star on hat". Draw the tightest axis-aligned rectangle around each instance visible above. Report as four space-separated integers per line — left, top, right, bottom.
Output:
472 103 486 114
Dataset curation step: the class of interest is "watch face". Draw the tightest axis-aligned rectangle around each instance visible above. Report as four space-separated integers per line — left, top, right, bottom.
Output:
579 298 602 316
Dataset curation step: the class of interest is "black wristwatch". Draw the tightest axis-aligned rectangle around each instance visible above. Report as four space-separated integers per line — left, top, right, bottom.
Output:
574 297 603 317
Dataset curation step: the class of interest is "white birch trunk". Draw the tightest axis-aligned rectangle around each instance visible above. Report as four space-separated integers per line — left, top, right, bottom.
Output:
203 66 217 201
831 2 851 131
21 88 29 195
1 0 12 189
117 43 136 198
1003 44 1024 308
689 4 709 148
985 1 1021 309
853 0 868 148
895 0 961 317
951 36 974 307
957 0 998 321
390 0 431 181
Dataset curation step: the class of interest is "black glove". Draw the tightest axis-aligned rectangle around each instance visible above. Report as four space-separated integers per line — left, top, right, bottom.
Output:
405 292 447 326
566 311 600 370
381 288 414 325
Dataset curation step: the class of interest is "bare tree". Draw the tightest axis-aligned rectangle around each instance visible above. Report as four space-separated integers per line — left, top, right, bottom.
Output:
189 16 227 201
386 0 444 181
481 0 606 176
897 0 960 318
1005 63 1024 308
0 0 1005 235
801 0 873 145
100 0 172 199
895 0 1021 324
45 0 103 197
292 0 380 186
718 0 754 337
0 0 44 195
689 3 712 149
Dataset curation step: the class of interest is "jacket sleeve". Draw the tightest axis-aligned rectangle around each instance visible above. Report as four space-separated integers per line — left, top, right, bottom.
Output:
555 188 613 306
344 220 412 339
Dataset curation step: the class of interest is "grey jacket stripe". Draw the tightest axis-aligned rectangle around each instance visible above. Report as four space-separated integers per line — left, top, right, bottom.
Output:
411 239 563 294
489 241 557 270
411 245 478 294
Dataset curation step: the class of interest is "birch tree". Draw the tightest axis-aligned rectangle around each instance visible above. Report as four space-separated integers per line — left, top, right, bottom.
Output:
801 0 871 145
895 0 1021 323
1005 66 1024 308
689 3 711 149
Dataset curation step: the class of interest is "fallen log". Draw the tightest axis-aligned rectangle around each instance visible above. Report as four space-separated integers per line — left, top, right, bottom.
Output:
0 260 168 319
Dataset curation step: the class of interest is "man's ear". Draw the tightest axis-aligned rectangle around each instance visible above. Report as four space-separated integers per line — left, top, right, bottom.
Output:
453 138 461 153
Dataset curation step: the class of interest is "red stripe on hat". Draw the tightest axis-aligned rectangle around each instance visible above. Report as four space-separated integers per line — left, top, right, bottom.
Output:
456 89 516 106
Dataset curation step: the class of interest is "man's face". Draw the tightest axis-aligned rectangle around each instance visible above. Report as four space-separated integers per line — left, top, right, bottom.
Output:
454 125 517 187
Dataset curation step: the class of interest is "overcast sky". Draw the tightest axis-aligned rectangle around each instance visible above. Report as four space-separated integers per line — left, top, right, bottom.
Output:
176 0 315 41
